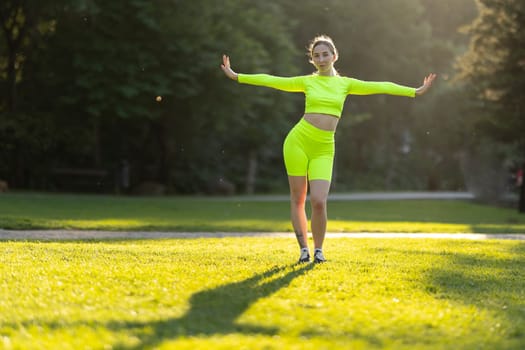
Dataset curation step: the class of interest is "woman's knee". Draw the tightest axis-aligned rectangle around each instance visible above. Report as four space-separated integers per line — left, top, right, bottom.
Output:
310 194 327 212
290 193 306 208
288 176 308 207
309 179 330 212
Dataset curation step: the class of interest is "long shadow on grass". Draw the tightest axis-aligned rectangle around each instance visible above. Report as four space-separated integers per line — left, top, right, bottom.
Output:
427 243 525 343
423 244 525 298
111 263 314 349
395 242 525 342
379 243 525 303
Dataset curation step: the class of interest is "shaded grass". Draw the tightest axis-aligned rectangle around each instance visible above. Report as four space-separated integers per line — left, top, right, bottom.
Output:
1 238 524 349
0 192 525 233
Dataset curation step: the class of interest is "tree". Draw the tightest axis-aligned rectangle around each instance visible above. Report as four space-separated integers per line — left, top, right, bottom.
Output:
456 0 525 210
0 0 488 195
408 0 478 191
16 0 300 194
143 0 299 193
0 0 59 187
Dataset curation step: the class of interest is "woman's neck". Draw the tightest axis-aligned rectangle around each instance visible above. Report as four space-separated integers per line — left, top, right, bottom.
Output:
317 68 336 76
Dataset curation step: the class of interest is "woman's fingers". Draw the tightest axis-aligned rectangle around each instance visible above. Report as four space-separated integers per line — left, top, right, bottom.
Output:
426 73 436 85
222 54 230 68
416 73 437 95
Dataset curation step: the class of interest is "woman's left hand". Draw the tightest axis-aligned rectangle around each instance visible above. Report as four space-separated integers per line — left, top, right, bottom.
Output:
415 73 437 96
221 54 238 81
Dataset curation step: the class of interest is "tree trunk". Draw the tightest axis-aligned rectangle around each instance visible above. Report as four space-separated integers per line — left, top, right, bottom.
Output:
245 150 258 194
518 163 525 213
0 1 27 113
93 118 101 166
156 118 169 185
6 49 16 111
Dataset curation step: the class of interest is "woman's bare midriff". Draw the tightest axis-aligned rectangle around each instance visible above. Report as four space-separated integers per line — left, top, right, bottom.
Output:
303 113 339 131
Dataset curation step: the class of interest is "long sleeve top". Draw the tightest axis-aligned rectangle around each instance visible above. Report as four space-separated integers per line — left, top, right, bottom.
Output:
238 73 416 118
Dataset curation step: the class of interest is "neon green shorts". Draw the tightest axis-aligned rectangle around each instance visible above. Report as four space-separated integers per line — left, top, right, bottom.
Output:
283 118 335 181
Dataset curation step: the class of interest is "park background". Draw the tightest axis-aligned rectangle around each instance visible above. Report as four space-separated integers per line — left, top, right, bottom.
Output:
0 0 524 208
1 2 525 349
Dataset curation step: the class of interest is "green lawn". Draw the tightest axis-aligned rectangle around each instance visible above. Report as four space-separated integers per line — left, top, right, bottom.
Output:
1 192 525 233
1 238 524 349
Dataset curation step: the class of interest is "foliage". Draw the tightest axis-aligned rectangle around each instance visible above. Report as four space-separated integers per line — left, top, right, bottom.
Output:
456 0 525 206
0 0 486 193
1 238 524 349
457 0 525 148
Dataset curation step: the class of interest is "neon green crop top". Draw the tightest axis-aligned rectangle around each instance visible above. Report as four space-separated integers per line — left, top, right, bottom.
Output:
237 73 416 118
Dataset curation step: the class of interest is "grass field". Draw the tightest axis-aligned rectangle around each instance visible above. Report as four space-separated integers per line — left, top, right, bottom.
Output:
1 193 524 349
1 238 524 349
1 192 525 233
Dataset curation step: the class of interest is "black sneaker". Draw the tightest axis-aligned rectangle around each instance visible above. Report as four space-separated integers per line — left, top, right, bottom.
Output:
298 249 310 263
314 249 326 263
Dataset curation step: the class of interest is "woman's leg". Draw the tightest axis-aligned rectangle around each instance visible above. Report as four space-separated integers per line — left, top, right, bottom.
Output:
309 179 331 250
288 175 309 249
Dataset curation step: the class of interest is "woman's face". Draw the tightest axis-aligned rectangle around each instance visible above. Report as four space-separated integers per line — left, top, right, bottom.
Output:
311 43 336 74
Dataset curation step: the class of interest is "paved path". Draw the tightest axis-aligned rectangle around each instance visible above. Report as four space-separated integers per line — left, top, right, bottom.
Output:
1 229 524 241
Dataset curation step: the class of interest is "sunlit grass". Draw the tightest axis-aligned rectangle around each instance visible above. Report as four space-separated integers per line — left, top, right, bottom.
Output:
55 219 146 229
330 220 474 233
1 192 525 233
1 238 524 349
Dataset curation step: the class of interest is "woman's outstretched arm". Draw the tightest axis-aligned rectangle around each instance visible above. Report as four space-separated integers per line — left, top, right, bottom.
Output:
348 73 437 97
220 54 305 92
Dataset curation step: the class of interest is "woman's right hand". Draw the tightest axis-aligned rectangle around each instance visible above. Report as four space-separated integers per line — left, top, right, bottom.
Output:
221 54 238 81
415 73 437 96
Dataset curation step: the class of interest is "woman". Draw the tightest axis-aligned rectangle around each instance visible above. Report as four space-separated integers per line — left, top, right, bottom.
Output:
221 35 436 263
